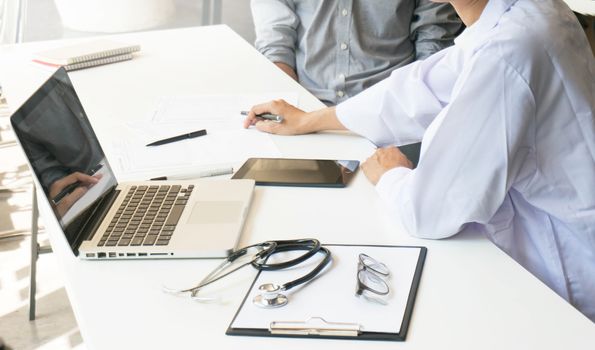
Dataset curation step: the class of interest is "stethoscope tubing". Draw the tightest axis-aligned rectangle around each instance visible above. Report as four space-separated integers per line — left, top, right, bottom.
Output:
252 238 323 271
280 246 331 291
166 238 330 298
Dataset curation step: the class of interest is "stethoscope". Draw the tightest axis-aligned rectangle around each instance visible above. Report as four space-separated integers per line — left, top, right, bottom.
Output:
163 239 332 308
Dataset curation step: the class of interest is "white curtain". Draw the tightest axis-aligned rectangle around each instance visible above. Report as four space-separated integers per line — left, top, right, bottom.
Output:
0 0 27 44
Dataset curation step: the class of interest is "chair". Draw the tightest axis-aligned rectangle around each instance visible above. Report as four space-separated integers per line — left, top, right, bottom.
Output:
1 0 51 321
201 0 222 25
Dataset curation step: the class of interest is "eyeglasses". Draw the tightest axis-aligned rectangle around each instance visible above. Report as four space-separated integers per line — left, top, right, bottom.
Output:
355 253 390 303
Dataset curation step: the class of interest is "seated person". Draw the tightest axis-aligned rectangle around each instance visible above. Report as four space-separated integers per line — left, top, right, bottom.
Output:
251 0 462 105
244 0 595 322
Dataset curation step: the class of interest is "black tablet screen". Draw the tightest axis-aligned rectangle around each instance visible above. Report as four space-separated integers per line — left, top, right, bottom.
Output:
232 158 359 187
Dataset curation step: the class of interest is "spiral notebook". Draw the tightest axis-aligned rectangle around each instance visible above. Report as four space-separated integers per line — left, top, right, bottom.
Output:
33 39 140 71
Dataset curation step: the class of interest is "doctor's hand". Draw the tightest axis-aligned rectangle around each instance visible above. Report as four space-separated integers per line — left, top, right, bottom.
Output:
243 100 347 135
362 147 413 185
49 172 101 216
242 99 309 135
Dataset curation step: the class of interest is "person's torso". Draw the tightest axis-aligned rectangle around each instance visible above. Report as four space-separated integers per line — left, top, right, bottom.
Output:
293 0 417 105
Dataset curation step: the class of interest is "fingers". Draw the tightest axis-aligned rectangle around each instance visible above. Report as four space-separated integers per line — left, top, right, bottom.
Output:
50 171 101 199
372 146 413 170
55 171 99 188
360 146 415 186
242 99 288 129
59 186 88 209
72 172 101 185
361 154 382 185
252 99 286 115
242 111 258 128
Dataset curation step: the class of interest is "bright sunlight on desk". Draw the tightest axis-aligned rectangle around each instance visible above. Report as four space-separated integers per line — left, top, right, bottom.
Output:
1 25 593 350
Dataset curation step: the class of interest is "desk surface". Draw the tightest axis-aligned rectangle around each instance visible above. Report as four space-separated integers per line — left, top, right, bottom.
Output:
1 26 593 349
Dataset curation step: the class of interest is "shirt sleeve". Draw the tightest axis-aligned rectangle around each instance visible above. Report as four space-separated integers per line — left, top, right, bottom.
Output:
376 52 536 239
410 0 463 60
251 0 300 69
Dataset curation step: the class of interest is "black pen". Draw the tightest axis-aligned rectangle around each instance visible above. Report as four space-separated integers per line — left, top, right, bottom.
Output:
146 129 207 147
51 163 104 205
240 111 284 123
51 181 80 205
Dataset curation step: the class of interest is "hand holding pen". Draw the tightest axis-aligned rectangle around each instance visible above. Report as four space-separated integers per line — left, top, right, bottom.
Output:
242 99 334 135
49 171 102 216
240 111 283 123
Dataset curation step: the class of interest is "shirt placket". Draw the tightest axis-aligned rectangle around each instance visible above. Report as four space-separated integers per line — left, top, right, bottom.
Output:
335 0 352 103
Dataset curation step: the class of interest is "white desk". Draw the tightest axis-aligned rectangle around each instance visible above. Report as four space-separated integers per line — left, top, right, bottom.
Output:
1 26 594 349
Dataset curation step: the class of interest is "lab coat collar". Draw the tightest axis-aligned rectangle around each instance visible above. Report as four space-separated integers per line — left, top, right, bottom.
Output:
455 0 518 50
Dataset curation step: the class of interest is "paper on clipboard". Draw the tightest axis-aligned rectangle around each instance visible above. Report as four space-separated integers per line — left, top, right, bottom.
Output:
227 244 426 341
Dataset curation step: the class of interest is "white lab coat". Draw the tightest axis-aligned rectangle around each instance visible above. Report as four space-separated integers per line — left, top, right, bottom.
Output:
337 0 595 321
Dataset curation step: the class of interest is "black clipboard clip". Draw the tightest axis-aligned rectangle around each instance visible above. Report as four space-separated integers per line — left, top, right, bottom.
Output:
269 317 361 337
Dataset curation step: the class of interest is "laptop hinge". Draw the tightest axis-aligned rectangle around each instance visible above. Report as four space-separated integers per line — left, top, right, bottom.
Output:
70 186 120 255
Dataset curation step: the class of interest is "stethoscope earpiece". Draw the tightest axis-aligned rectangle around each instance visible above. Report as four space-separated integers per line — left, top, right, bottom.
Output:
253 283 288 308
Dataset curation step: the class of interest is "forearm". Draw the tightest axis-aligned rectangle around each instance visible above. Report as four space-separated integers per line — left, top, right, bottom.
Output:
252 0 299 68
302 107 347 133
275 62 298 81
243 100 346 135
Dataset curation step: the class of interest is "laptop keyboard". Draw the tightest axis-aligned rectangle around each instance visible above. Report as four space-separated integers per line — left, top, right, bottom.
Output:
97 184 193 247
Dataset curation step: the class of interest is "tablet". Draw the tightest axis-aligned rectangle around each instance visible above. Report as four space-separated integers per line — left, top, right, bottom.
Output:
232 158 359 187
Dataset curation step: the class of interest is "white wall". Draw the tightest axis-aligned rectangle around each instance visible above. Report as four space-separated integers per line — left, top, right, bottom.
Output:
21 0 255 44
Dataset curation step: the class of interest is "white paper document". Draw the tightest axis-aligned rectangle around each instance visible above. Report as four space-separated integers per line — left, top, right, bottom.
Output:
111 128 281 174
230 245 424 335
150 92 298 128
108 92 295 175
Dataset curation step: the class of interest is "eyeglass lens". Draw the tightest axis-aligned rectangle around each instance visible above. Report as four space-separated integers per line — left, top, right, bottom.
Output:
356 253 390 299
359 253 390 276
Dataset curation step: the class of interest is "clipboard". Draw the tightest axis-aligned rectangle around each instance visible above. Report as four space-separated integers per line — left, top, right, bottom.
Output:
226 244 427 341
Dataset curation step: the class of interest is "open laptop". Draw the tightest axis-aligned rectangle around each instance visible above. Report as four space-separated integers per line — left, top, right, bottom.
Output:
10 67 255 260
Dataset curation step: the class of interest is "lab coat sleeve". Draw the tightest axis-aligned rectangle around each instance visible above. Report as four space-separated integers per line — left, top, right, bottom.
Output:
251 0 300 69
336 48 452 146
376 52 536 239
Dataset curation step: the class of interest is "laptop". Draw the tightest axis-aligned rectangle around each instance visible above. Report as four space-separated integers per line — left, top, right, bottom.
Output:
10 67 255 260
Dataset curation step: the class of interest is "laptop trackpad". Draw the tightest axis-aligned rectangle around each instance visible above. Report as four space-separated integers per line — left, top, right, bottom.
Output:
186 201 243 224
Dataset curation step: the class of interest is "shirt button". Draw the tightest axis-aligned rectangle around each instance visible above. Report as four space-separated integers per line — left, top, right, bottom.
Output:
338 73 346 82
341 9 348 16
337 90 345 97
340 43 348 50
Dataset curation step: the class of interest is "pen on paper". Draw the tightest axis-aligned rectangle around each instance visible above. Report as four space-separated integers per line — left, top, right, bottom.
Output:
240 111 284 123
146 129 207 147
150 167 234 181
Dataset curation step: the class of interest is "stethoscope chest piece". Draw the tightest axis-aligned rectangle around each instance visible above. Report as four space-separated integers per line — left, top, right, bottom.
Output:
253 283 288 308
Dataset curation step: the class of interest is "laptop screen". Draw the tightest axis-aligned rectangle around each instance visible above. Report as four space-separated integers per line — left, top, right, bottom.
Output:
10 68 118 243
